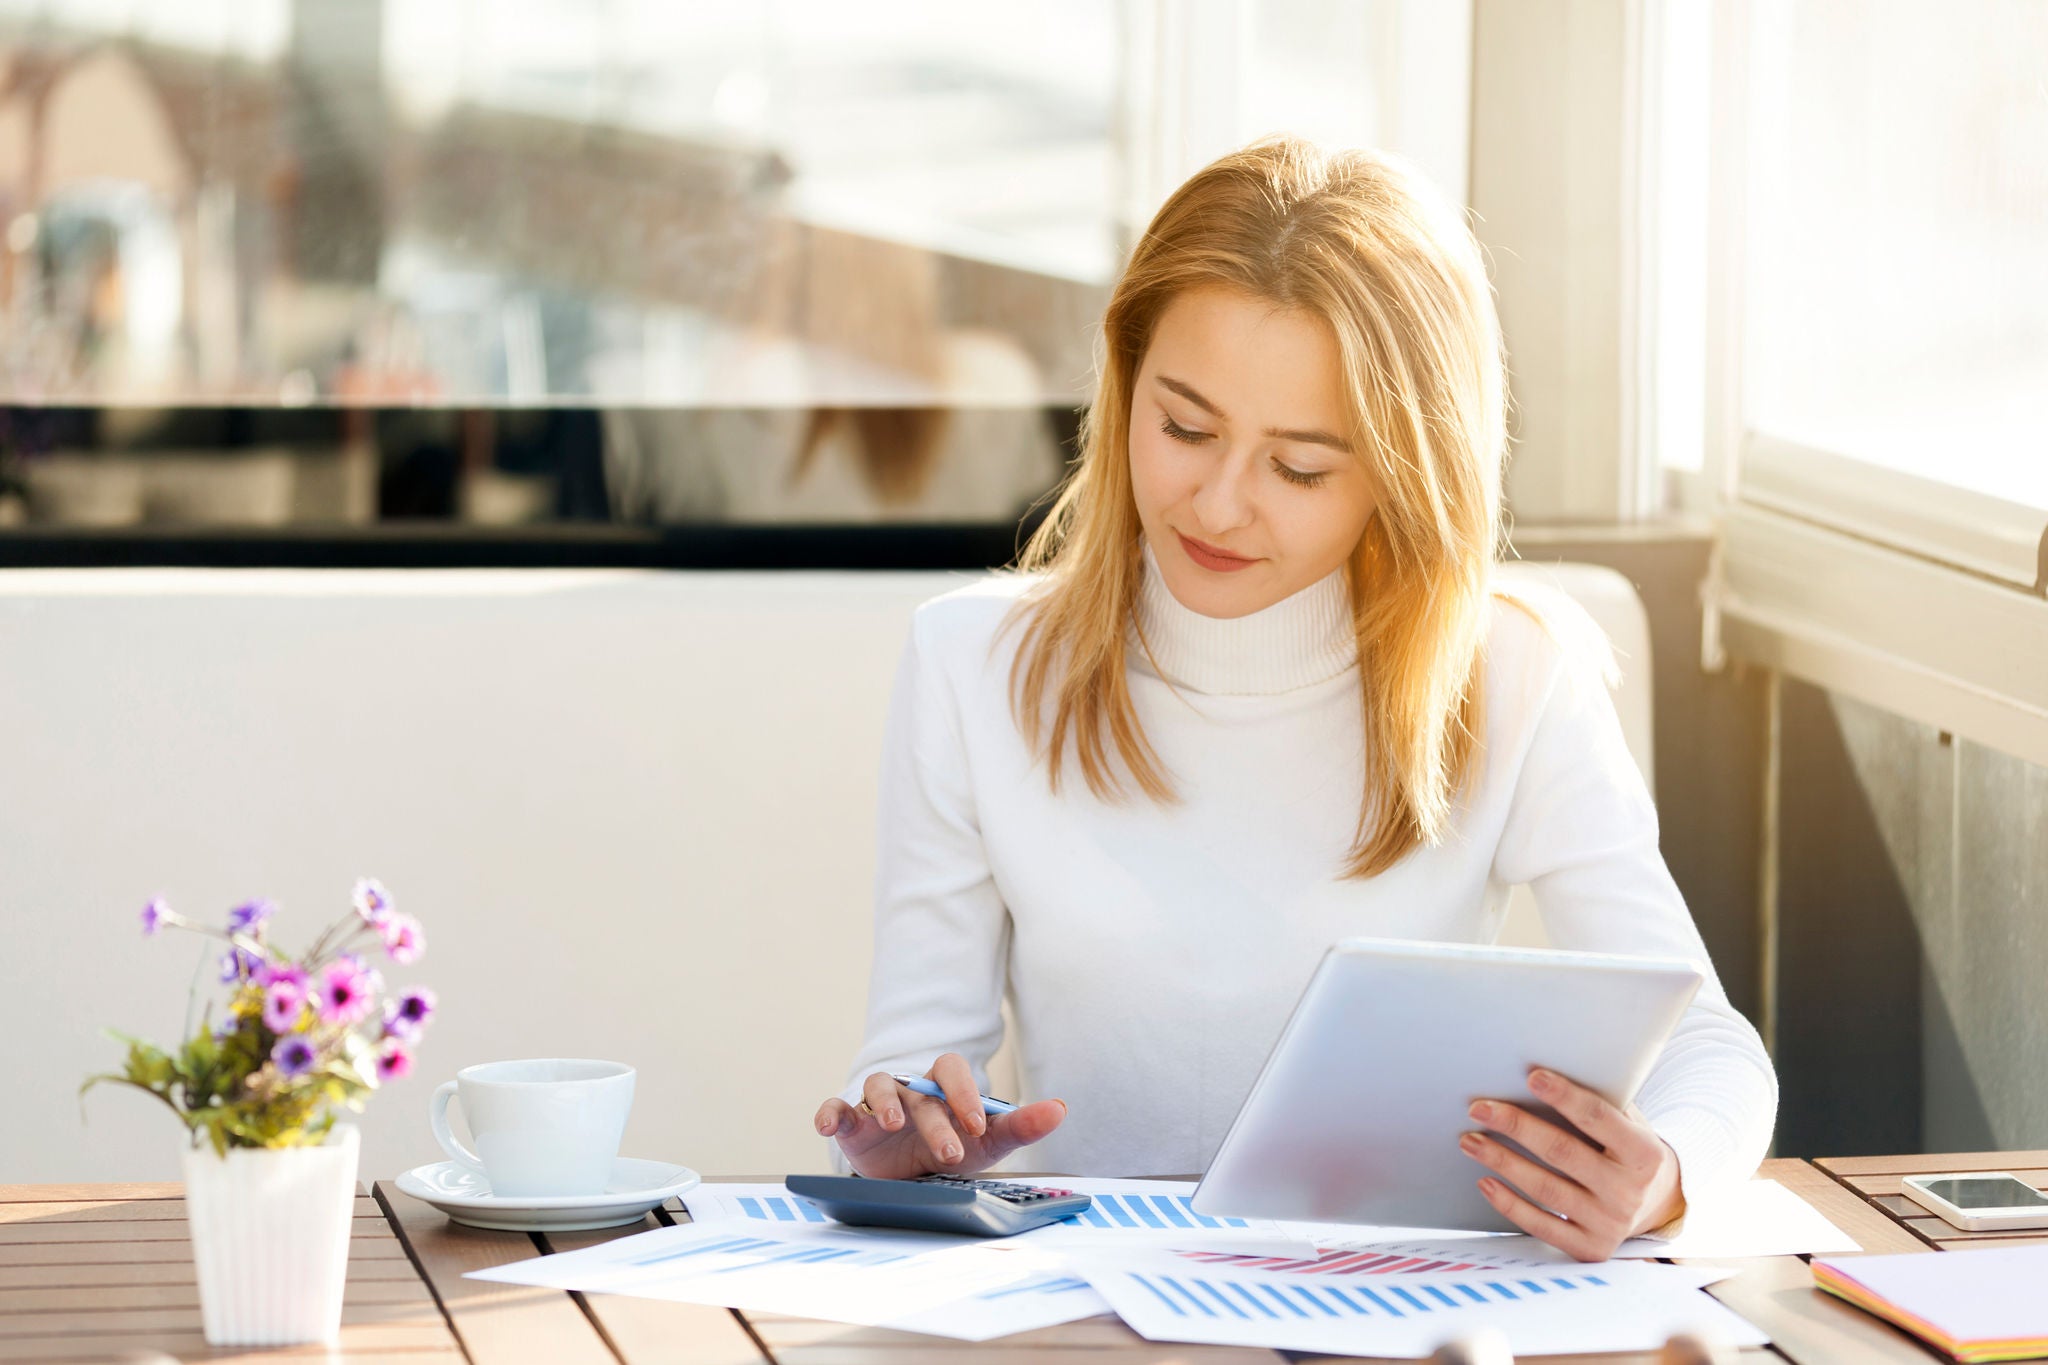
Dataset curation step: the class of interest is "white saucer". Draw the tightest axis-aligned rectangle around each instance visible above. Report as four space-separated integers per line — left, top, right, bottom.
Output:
395 1157 700 1232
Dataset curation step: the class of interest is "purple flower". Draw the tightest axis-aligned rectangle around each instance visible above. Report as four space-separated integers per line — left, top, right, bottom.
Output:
227 899 275 936
140 898 170 935
315 957 376 1028
375 1038 414 1081
271 1035 317 1078
379 913 425 965
217 947 264 984
352 878 393 928
383 987 436 1040
262 968 308 1033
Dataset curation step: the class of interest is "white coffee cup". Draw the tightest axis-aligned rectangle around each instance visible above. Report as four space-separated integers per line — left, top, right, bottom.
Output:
429 1059 635 1197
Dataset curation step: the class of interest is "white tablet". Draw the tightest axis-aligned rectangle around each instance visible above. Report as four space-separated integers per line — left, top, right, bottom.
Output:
1191 937 1703 1232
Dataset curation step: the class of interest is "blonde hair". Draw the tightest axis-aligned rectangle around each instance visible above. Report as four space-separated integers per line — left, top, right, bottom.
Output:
1004 137 1506 878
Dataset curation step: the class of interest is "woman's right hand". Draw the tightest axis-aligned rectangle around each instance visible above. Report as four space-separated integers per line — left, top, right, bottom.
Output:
814 1053 1068 1179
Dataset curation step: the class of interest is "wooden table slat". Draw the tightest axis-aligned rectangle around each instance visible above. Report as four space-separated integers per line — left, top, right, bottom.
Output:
1815 1150 2048 1178
0 1308 451 1341
1839 1167 2048 1198
0 1341 459 1364
1924 1232 2048 1250
0 1214 394 1245
533 1212 771 1365
0 1194 383 1224
0 1181 372 1203
0 1238 410 1267
1755 1157 1929 1256
0 1277 434 1311
0 1258 427 1289
375 1179 619 1364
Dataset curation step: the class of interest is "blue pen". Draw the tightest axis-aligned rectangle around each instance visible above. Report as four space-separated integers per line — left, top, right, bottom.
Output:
889 1072 1018 1115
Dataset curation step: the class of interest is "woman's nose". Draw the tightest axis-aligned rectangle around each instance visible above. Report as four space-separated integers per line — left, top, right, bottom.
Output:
1189 448 1257 533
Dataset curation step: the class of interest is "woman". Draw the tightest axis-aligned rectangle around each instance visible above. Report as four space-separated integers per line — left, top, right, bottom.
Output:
812 138 1776 1261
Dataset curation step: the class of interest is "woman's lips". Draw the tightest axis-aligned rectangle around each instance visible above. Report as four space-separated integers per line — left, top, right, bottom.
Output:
1176 531 1260 573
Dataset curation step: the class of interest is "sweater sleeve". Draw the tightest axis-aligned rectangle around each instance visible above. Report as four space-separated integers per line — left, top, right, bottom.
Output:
1490 614 1778 1219
840 607 1013 1113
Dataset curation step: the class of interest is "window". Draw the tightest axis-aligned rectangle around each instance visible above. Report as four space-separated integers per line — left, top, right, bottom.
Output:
0 0 1467 544
1695 0 2048 768
1731 0 2048 587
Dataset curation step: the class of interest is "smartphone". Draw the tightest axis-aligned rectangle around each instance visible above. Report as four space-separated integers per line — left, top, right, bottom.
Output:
1901 1173 2048 1231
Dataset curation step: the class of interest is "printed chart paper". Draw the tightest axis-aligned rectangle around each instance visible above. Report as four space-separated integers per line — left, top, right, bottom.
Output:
466 1220 1108 1342
1073 1251 1768 1358
1303 1179 1860 1263
1172 1238 1575 1277
680 1179 1317 1256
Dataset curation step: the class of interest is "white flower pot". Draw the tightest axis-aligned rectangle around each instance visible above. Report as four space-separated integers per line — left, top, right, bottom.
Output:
180 1124 360 1346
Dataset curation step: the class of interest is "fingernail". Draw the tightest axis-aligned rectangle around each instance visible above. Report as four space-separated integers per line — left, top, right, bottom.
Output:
1530 1069 1555 1092
941 1142 961 1162
1479 1178 1499 1196
886 1106 902 1126
970 1115 986 1136
1055 1099 1068 1117
1469 1101 1492 1121
1460 1132 1483 1153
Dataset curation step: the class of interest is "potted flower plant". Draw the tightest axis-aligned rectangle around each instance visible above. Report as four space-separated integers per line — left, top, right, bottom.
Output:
83 879 434 1347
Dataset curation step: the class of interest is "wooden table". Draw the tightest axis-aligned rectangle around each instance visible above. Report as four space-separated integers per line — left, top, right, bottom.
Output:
3 1155 2039 1364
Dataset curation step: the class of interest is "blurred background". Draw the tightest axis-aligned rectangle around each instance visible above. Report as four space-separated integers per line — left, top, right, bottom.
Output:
2 0 2045 1182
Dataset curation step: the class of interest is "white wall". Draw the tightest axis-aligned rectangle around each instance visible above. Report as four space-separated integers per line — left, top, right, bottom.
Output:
1 564 1649 1186
2 570 967 1186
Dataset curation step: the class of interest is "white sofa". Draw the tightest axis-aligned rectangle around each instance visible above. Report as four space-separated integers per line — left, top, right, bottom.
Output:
0 563 1650 1185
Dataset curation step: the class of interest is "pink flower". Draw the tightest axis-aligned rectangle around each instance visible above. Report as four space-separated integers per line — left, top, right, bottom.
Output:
315 957 376 1028
262 967 309 1033
351 878 393 928
375 1038 414 1081
379 913 425 965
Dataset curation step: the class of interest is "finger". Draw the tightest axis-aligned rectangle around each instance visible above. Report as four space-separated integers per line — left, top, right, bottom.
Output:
862 1072 908 1131
1477 1176 1611 1262
1459 1130 1600 1227
928 1053 987 1137
908 1092 966 1166
980 1099 1068 1162
815 1097 857 1138
1467 1099 1611 1188
1528 1069 1659 1165
830 1103 898 1159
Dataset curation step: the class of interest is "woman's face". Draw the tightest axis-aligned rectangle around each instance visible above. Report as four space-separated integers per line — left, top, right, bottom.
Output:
1129 286 1378 620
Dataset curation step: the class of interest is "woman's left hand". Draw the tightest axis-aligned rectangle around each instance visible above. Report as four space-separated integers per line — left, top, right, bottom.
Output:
1458 1066 1684 1262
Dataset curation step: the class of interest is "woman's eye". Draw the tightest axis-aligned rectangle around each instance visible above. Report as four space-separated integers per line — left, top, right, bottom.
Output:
1272 459 1330 488
1158 414 1211 445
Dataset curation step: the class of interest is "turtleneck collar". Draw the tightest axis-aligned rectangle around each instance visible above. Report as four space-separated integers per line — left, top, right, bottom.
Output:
1131 542 1356 696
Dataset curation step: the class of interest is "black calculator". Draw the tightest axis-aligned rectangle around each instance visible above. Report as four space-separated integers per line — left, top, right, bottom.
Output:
783 1174 1092 1237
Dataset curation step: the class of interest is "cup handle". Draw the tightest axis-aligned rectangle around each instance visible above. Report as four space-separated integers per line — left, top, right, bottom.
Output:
430 1081 485 1174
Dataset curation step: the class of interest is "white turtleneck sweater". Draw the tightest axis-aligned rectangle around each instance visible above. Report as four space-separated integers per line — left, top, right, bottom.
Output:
844 551 1776 1211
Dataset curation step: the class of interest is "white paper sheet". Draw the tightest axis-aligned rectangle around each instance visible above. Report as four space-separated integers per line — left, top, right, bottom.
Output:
679 1179 1317 1256
1616 1177 1862 1259
466 1219 1109 1342
1305 1178 1860 1262
1073 1250 1769 1358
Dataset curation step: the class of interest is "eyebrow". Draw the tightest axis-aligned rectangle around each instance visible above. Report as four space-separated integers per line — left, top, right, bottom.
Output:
1156 375 1353 454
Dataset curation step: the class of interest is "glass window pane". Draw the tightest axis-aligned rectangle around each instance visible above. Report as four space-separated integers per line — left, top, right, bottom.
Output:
1742 0 2048 510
